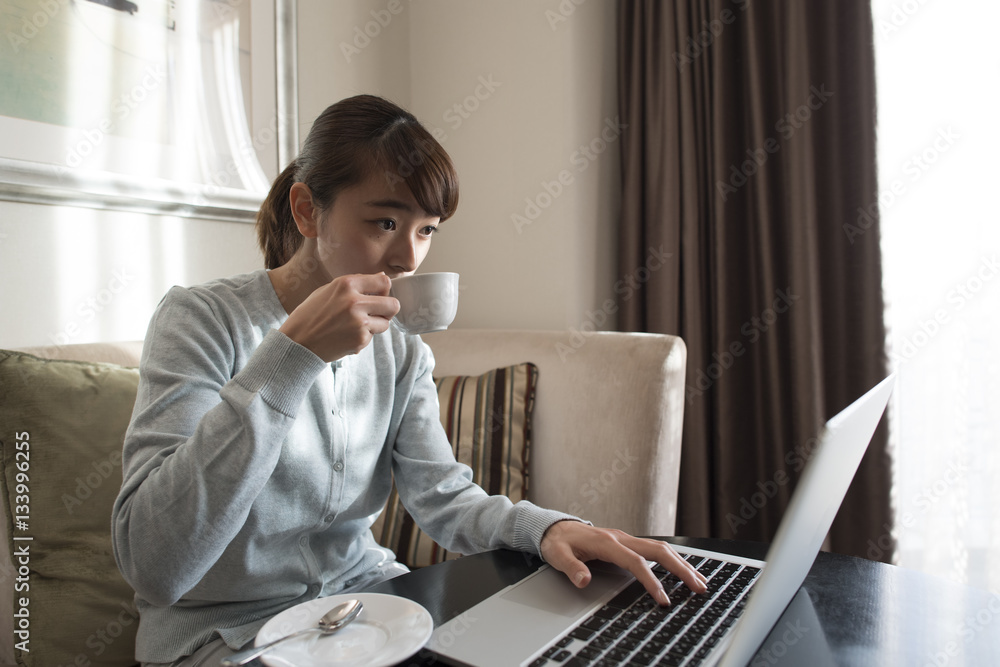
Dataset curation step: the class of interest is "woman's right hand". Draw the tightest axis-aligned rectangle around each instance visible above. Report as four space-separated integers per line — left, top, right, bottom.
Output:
279 273 400 362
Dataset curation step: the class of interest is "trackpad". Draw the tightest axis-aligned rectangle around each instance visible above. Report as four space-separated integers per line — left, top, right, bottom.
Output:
501 565 631 617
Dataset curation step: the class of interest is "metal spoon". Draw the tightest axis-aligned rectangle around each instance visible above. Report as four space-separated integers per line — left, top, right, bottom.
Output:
220 598 364 666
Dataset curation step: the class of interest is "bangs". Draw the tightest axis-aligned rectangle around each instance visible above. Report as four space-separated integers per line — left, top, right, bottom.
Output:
370 121 460 221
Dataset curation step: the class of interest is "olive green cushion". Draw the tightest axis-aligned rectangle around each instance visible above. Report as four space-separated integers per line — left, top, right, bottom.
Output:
0 350 140 667
372 363 538 567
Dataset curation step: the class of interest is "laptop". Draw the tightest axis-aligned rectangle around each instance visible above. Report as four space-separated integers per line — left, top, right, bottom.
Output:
427 375 895 667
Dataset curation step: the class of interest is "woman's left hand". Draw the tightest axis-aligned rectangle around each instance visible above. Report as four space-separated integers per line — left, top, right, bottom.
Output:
539 520 708 606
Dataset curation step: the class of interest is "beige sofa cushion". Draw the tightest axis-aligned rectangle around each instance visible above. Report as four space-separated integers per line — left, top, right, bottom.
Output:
422 329 686 537
13 341 145 367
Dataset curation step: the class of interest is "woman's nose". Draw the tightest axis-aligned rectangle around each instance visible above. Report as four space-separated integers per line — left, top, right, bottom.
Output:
389 236 418 273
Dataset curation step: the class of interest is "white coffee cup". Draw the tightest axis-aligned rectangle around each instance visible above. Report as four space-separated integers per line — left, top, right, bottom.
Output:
389 272 460 335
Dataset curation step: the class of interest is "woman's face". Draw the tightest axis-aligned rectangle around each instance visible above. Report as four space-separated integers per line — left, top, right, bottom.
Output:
311 174 441 281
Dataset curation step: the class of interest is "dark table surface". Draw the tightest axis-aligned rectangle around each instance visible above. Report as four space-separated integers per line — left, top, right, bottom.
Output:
368 536 1000 666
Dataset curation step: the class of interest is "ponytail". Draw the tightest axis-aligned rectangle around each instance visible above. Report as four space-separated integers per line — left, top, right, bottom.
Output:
256 160 300 270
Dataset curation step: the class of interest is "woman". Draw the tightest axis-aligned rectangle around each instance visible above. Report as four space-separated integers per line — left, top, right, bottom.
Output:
111 94 706 666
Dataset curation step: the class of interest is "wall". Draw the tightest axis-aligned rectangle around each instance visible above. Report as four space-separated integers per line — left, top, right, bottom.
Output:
297 0 412 111
0 203 260 349
0 0 620 348
299 0 620 331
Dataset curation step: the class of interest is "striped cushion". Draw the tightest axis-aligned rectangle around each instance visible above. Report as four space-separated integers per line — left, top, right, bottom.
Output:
372 362 538 568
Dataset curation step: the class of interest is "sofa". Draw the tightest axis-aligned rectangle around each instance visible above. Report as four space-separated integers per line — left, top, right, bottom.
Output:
0 328 686 667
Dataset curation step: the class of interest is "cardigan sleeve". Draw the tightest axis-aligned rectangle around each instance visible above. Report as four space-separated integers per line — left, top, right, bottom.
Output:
111 286 327 606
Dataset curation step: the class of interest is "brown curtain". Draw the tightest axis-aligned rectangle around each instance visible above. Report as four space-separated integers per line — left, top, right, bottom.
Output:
617 0 892 561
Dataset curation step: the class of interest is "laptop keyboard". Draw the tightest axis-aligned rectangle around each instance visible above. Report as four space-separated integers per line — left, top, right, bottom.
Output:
527 554 761 667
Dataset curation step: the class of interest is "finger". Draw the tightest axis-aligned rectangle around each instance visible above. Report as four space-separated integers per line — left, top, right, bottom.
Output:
359 304 397 338
559 530 674 606
541 537 595 590
618 552 674 606
570 539 673 606
356 272 392 296
335 272 392 298
365 315 393 336
623 537 708 595
360 294 400 320
540 524 702 606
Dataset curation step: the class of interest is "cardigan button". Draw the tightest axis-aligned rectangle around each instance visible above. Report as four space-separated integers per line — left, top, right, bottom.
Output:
333 461 344 472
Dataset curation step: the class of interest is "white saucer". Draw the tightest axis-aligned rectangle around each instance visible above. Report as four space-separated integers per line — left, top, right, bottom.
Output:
256 593 434 667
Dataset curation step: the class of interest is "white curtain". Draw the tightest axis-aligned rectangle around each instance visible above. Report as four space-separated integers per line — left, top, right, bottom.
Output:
873 0 1000 593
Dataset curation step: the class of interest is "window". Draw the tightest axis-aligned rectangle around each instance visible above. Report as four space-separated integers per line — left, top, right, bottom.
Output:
873 0 999 592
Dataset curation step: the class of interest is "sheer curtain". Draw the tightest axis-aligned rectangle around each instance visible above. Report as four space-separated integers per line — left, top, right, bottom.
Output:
873 0 1000 592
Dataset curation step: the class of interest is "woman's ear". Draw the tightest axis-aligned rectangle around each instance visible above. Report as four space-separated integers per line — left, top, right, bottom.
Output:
288 182 321 238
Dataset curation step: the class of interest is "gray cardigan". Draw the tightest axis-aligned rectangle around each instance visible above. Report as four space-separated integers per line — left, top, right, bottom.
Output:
110 270 574 663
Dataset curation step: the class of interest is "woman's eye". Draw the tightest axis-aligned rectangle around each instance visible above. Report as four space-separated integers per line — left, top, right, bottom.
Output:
421 225 439 236
375 219 396 231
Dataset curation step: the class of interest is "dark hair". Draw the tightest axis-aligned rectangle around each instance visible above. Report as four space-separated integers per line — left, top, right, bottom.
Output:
256 95 460 269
